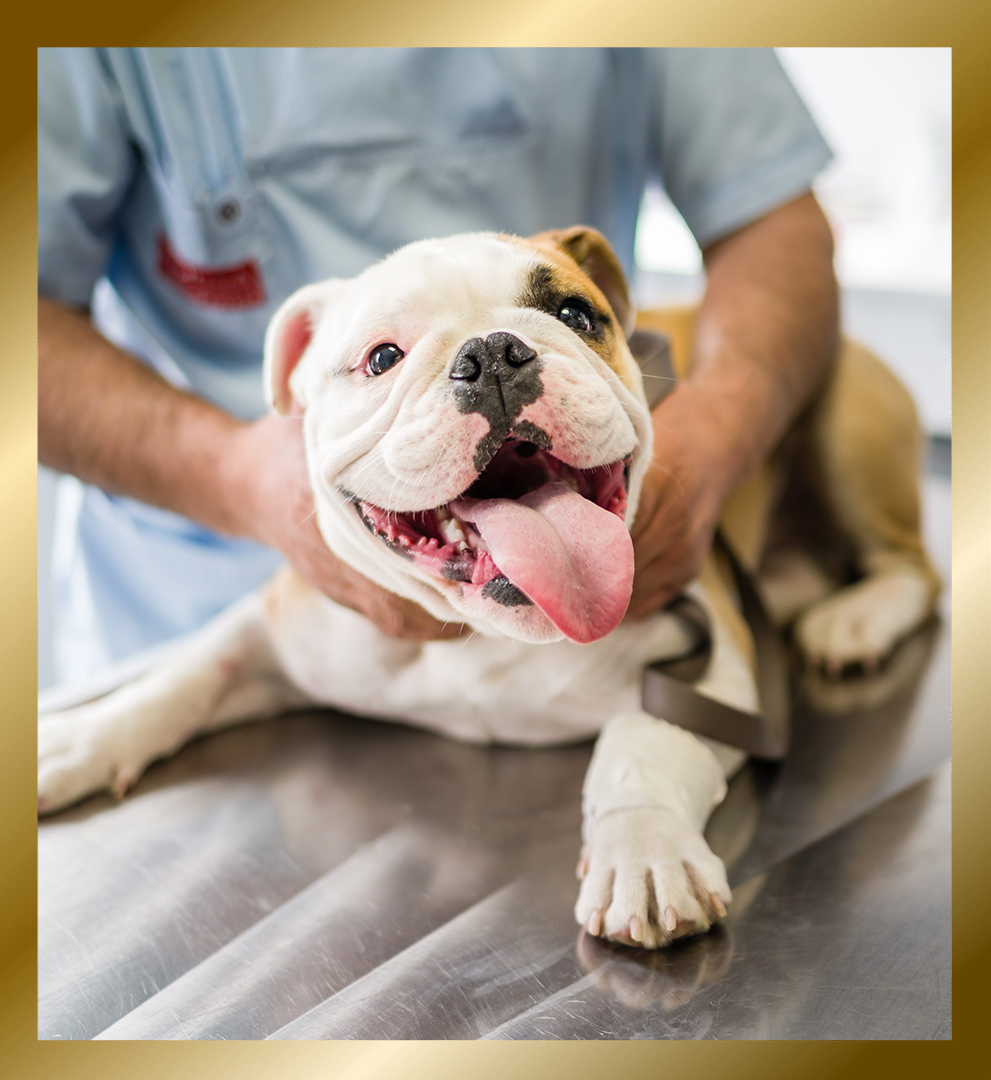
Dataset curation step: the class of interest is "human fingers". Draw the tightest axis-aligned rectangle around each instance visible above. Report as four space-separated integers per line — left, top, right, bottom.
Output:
627 511 715 619
288 519 468 640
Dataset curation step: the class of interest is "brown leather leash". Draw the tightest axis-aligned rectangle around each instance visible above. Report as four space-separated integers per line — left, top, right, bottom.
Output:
630 328 791 761
641 534 791 760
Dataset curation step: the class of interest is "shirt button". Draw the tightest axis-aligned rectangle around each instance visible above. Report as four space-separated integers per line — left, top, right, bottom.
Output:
217 199 241 224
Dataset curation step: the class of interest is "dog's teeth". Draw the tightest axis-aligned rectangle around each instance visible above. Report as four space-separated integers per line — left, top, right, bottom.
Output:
435 506 451 523
440 517 467 545
566 477 581 494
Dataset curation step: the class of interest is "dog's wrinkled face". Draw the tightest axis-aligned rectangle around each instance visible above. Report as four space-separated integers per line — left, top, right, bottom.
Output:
264 229 653 644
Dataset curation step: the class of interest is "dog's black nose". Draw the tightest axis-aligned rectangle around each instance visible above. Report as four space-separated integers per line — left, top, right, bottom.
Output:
449 332 546 473
488 331 537 369
449 332 537 382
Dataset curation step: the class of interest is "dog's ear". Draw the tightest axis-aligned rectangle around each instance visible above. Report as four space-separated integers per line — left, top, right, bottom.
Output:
263 282 340 416
529 226 635 339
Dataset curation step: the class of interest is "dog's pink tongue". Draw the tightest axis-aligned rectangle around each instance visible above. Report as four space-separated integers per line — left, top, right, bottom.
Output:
452 480 634 643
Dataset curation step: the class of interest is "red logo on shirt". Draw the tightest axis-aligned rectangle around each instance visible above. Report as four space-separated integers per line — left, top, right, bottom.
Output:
157 234 267 308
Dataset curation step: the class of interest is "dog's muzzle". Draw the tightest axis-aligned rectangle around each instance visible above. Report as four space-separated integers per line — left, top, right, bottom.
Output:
348 432 634 643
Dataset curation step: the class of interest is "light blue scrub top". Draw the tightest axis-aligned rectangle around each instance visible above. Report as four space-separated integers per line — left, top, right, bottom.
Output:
38 47 831 682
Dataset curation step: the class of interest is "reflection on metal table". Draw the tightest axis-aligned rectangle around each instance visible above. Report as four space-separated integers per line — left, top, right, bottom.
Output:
38 472 950 1040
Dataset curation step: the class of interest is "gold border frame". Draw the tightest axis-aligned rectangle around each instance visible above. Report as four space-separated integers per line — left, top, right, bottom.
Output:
5 8 986 1072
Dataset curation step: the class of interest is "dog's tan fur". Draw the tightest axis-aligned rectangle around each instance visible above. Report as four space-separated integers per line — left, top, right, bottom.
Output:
523 228 642 390
638 302 940 675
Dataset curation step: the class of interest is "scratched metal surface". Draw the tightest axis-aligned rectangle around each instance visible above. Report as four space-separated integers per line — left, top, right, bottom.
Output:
37 473 950 1041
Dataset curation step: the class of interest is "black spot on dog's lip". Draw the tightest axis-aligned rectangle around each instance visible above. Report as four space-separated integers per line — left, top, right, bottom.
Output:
390 540 414 560
482 575 533 607
442 552 475 582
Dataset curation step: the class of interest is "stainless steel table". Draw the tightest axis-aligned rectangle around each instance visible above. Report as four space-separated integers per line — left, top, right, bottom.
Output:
38 473 951 1041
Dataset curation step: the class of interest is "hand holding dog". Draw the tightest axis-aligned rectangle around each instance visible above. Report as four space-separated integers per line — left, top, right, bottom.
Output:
628 193 840 621
231 414 467 641
627 381 731 618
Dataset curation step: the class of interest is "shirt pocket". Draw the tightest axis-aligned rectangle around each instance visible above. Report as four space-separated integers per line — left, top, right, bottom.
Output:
107 50 274 272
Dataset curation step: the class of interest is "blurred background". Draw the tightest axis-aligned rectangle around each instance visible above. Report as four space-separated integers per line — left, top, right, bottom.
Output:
37 47 952 691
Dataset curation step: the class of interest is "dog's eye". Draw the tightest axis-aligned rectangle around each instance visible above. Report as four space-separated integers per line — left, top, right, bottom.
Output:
557 300 594 334
367 343 405 376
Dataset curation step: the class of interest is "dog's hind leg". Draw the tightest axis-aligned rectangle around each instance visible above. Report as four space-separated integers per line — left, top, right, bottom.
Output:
794 340 941 675
38 578 309 814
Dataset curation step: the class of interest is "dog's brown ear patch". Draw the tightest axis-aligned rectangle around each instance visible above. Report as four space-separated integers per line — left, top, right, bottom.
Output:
529 226 635 338
264 283 334 415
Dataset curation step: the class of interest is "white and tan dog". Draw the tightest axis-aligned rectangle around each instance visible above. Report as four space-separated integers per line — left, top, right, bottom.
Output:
37 228 940 948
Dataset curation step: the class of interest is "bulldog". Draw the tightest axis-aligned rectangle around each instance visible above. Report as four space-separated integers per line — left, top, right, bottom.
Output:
37 228 940 948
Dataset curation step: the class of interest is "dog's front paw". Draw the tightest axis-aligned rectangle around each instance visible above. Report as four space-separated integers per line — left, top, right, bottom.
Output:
575 807 730 949
38 705 145 815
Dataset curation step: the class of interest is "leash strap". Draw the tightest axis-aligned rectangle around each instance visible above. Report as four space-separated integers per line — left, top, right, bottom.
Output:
629 329 790 760
641 535 791 761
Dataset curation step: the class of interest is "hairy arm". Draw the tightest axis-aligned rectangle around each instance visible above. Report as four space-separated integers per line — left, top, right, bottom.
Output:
38 297 463 639
628 192 839 617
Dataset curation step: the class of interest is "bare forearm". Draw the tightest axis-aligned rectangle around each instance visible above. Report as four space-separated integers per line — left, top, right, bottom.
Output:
38 297 251 537
629 193 839 615
688 191 839 496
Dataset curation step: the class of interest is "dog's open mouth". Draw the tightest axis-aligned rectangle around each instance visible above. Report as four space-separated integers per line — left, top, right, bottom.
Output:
349 438 635 643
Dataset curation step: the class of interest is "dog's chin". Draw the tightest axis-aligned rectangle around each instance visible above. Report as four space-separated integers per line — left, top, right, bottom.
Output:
342 436 637 645
457 599 567 644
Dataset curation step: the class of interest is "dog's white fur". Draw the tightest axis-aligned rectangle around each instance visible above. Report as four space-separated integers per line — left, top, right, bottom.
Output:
38 230 939 949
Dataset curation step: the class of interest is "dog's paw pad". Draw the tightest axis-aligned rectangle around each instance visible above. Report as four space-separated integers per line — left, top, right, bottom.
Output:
575 807 730 949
